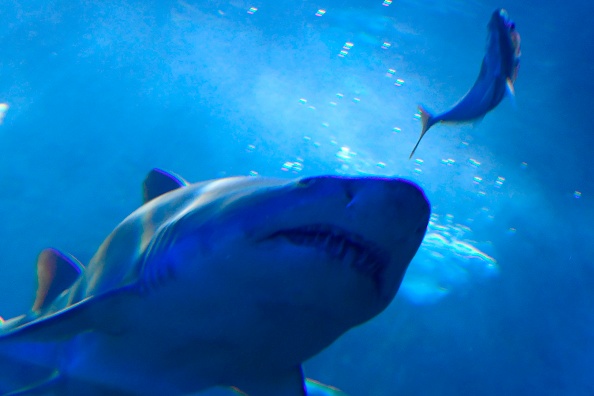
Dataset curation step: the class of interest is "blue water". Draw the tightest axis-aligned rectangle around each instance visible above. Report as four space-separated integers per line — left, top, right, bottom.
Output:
0 1 592 395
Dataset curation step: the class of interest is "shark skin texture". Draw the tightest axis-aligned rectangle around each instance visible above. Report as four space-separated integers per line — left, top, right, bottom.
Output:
0 169 430 396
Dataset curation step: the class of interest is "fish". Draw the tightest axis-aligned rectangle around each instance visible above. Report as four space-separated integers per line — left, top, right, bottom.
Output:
409 8 521 159
0 168 430 395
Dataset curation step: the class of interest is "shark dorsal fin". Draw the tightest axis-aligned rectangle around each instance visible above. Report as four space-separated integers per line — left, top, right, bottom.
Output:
32 248 84 313
142 168 189 203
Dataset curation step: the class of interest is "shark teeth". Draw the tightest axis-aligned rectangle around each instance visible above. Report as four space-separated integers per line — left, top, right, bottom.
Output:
270 225 388 280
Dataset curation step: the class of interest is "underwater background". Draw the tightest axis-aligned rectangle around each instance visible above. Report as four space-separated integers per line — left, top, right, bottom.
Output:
0 0 592 395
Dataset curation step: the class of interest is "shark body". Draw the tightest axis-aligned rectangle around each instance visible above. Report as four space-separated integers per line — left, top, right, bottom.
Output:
0 169 430 395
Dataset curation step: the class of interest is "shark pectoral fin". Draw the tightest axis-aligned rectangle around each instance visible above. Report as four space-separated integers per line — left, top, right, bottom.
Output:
233 366 307 396
305 378 348 395
32 248 84 313
4 370 61 396
0 315 29 334
142 168 189 203
2 287 133 343
1 301 92 342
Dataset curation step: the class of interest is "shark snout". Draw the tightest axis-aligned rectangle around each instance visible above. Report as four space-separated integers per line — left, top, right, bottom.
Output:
300 176 430 234
295 175 430 301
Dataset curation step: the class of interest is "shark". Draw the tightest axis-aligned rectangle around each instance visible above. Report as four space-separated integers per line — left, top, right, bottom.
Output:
409 8 521 159
0 168 430 395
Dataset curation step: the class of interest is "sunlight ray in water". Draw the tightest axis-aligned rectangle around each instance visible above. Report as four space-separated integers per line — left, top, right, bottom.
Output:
401 213 498 305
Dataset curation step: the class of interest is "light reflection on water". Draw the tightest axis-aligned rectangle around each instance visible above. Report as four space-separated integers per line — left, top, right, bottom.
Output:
400 213 498 305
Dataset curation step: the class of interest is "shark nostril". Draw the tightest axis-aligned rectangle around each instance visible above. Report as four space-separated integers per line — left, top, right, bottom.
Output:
297 177 317 187
345 185 355 203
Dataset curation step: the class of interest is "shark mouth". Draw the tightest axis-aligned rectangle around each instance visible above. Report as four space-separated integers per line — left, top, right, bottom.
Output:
269 225 389 286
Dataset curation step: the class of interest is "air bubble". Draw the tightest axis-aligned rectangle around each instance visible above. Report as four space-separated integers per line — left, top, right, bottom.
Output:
338 42 354 57
336 147 351 160
281 161 303 173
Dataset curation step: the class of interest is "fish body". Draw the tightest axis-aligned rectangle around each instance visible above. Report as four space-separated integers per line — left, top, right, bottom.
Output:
0 169 430 395
409 8 521 159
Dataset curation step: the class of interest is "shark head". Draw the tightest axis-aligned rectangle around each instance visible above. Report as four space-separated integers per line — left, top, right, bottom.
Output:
131 175 430 384
214 175 430 315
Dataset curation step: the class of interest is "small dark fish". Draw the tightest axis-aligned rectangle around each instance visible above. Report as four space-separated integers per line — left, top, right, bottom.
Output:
409 9 521 159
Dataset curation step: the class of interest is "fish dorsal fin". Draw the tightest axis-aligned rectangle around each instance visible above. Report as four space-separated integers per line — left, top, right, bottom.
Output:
142 168 189 203
506 77 516 97
505 78 517 108
32 248 84 313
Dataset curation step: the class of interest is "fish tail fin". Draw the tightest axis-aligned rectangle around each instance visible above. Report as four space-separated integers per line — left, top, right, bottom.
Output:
409 105 434 159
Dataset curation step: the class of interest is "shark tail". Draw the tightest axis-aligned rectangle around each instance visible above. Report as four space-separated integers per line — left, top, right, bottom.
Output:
409 105 434 159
